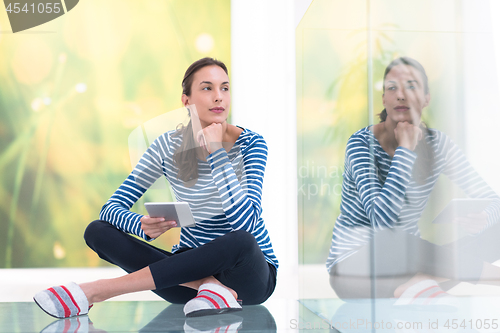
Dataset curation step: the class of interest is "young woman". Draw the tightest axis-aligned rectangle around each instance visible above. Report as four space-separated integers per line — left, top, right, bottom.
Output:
34 57 278 318
327 57 500 304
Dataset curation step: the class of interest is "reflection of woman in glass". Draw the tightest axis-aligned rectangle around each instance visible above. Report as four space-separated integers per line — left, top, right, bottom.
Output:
34 57 278 318
327 57 500 304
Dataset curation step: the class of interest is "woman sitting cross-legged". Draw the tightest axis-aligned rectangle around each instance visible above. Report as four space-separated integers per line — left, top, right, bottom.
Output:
34 57 278 319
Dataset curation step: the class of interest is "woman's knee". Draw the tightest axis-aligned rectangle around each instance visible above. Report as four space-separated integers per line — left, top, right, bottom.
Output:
84 220 110 248
227 230 259 252
330 273 367 299
209 230 260 263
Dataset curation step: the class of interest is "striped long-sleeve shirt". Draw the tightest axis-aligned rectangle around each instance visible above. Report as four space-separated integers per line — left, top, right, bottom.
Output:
326 126 500 273
99 127 279 269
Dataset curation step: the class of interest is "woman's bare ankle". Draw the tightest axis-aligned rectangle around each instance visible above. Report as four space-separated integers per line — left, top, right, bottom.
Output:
79 281 103 305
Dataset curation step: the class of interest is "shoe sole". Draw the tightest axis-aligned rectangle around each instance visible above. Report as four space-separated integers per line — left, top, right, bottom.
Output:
185 307 243 318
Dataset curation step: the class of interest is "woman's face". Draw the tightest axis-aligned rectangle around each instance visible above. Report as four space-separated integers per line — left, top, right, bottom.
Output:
382 64 430 125
182 65 231 128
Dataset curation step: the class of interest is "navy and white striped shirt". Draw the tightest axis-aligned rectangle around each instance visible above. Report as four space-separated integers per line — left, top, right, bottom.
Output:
99 127 279 269
326 126 500 273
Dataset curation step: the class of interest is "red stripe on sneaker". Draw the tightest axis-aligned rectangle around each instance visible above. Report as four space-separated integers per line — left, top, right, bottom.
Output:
48 287 71 318
61 285 81 316
202 289 230 308
197 295 221 309
424 291 446 305
410 285 438 304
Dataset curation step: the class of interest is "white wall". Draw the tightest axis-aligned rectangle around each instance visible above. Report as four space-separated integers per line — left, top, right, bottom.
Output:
465 0 500 194
230 0 298 294
460 1 500 194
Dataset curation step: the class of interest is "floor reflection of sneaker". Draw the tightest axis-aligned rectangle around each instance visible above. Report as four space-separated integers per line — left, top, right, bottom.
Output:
39 316 90 333
39 316 108 333
184 314 243 333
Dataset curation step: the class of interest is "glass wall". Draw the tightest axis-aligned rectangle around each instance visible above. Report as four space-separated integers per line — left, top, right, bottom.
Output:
298 0 500 330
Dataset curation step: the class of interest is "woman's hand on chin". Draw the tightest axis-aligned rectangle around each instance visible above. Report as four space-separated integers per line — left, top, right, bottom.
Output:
140 215 177 239
197 123 224 154
394 121 422 151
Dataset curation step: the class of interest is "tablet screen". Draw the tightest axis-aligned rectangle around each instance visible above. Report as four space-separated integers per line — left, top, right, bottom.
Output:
432 198 493 224
144 202 197 228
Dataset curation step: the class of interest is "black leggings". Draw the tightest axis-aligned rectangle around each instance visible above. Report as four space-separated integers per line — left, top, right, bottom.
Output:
330 224 500 299
84 220 277 305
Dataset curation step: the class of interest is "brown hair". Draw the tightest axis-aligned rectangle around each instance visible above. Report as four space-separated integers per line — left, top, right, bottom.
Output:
173 58 229 185
378 57 433 184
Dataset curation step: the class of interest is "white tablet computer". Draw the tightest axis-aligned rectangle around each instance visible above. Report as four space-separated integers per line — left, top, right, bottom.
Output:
144 202 197 228
432 198 493 224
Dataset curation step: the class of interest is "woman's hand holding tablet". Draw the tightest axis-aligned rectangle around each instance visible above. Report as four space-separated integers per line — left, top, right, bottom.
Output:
140 216 177 239
143 202 197 238
454 212 489 235
432 198 493 235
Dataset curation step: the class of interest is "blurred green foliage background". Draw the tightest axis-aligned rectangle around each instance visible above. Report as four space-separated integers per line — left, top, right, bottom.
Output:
0 0 230 268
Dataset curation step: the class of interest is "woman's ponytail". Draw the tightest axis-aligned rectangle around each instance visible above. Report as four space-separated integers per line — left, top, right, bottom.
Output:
172 120 198 187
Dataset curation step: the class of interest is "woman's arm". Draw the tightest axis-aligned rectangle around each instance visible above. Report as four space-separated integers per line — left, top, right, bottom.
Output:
99 135 168 241
206 133 267 232
348 134 417 229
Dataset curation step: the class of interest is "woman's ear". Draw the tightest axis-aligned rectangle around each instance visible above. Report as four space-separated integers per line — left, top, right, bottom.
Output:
423 93 431 108
181 94 189 106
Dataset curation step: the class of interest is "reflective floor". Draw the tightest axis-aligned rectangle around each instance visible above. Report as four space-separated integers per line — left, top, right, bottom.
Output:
0 299 331 333
301 296 500 333
5 296 500 332
0 266 336 332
